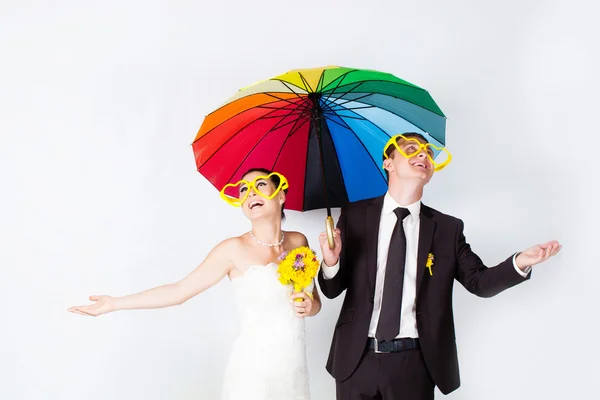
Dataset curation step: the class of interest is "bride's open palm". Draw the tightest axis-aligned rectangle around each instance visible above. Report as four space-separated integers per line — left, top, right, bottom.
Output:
68 295 115 317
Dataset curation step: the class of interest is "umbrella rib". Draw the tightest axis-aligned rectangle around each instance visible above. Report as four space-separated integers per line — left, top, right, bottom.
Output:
201 91 296 120
324 102 376 112
324 114 367 121
262 113 306 122
256 102 308 110
322 76 354 104
270 116 311 175
256 108 304 115
319 119 350 208
323 81 364 104
325 76 428 93
331 105 376 111
322 114 388 185
321 69 358 103
264 92 308 107
258 96 312 114
324 79 430 95
322 80 444 117
319 100 389 182
281 110 311 140
195 96 306 143
320 104 382 137
320 114 350 131
321 99 397 138
275 80 309 100
301 117 317 212
328 92 374 107
271 116 312 207
268 110 310 132
298 72 313 92
193 97 306 145
315 70 326 92
224 113 310 187
257 105 305 111
195 101 306 167
319 112 346 129
322 97 436 142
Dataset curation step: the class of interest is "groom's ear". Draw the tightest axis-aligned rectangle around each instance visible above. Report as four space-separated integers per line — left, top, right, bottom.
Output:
383 158 393 172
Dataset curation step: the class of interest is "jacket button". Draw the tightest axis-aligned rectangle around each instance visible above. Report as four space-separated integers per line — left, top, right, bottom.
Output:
369 297 374 303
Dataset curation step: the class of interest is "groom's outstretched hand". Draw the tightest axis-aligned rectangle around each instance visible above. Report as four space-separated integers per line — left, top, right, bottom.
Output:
319 228 342 267
515 240 562 271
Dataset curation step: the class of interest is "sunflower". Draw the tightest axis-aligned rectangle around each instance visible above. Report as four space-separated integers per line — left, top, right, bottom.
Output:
277 246 319 297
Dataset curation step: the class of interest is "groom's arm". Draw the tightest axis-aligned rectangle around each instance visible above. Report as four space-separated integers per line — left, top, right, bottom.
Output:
454 219 531 298
318 204 348 299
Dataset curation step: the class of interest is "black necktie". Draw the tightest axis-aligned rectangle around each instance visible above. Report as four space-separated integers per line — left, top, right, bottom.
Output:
376 207 411 341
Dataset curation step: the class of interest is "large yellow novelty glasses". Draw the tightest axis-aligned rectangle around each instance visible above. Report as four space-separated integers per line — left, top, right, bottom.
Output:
220 172 289 207
383 134 452 171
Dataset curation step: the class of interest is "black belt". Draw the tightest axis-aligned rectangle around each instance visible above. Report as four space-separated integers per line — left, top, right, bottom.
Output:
367 338 420 353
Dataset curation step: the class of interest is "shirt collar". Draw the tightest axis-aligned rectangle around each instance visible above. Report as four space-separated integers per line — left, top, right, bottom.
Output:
383 192 421 222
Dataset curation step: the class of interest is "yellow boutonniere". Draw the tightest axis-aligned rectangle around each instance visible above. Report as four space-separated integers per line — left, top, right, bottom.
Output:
426 253 434 276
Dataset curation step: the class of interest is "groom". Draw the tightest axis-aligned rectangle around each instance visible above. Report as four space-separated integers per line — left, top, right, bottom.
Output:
317 133 561 399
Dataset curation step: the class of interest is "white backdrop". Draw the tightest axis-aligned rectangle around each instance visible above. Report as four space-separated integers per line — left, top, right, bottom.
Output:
1 0 598 399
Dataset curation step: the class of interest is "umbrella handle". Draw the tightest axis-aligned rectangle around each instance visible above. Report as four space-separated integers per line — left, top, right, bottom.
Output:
326 216 335 249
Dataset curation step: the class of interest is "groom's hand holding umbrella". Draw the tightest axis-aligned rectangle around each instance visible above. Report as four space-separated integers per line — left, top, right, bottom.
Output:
319 228 342 267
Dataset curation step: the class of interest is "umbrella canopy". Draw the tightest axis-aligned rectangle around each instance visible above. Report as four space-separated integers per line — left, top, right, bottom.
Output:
193 65 446 212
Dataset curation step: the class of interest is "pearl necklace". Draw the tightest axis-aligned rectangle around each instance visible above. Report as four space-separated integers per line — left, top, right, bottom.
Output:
249 231 284 247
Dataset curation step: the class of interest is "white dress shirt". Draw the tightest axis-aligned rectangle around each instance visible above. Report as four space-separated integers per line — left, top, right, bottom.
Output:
322 192 530 339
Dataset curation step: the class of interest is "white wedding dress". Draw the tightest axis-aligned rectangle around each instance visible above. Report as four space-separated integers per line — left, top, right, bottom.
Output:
221 262 312 400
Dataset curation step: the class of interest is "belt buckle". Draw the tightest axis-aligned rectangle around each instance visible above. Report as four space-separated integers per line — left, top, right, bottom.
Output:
374 339 390 354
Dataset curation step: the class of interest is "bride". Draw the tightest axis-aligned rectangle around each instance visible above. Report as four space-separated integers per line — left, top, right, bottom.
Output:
67 168 322 400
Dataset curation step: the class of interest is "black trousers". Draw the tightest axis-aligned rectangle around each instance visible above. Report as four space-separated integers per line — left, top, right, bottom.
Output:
336 347 435 400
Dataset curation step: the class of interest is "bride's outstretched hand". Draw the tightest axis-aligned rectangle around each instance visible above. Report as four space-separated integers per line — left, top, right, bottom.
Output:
67 295 116 317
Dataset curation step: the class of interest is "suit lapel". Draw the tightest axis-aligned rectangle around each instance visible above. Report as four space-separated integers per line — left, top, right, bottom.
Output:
416 204 436 297
366 195 384 293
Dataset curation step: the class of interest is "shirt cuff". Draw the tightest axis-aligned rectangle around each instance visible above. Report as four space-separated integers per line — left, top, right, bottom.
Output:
513 253 531 277
321 260 340 280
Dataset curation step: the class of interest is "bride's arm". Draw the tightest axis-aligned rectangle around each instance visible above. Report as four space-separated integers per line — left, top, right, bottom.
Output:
119 239 235 309
68 239 236 316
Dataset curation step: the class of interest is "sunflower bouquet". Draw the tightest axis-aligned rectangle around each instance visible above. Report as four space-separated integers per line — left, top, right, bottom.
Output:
277 246 319 301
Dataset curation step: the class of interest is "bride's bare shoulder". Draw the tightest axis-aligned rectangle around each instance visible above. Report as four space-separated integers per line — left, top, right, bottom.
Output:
285 231 309 247
208 236 248 269
216 235 247 251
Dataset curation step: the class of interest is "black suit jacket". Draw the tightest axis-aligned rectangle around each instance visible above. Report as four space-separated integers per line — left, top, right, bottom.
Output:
318 195 530 395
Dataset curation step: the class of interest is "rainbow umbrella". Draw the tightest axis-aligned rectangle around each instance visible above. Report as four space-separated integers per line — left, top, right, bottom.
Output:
192 66 446 241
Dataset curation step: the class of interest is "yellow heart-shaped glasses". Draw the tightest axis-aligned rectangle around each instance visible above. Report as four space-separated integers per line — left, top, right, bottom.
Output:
220 172 289 207
383 134 452 171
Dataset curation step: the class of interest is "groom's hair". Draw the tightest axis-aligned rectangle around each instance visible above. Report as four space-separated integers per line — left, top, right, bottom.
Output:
383 132 429 180
241 168 287 220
